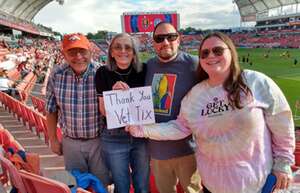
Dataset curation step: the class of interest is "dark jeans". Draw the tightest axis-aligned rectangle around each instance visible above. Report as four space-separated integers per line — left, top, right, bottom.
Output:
101 129 150 193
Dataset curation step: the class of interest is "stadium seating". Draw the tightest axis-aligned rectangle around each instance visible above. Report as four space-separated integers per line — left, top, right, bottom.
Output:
0 155 27 193
41 68 51 96
0 155 92 193
16 71 37 102
6 68 21 82
228 30 300 48
19 169 73 193
31 95 46 115
0 124 24 152
0 48 9 62
0 92 45 141
0 91 62 146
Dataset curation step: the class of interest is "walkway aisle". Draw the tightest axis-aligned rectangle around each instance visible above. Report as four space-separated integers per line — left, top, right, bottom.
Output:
0 104 70 181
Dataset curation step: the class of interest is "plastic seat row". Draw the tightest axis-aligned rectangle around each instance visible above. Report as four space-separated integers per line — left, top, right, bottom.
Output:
0 123 25 185
0 92 50 145
0 124 24 153
30 95 46 115
0 155 91 193
41 68 50 96
16 72 37 102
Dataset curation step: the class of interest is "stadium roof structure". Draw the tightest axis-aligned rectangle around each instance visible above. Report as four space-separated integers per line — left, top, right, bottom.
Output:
234 0 300 22
0 0 63 21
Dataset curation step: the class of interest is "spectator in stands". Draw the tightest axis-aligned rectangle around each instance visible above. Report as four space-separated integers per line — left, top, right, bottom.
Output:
0 68 13 95
45 33 110 187
126 32 295 193
94 33 149 193
136 21 201 193
0 40 9 49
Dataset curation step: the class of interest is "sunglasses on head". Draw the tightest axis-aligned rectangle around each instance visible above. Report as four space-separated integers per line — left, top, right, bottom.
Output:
200 46 229 59
153 33 179 43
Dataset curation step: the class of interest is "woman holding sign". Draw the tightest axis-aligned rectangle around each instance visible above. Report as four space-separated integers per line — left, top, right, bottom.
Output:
126 32 295 193
95 33 149 193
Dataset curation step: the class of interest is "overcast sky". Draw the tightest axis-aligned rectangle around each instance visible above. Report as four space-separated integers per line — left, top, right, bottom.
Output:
34 0 242 34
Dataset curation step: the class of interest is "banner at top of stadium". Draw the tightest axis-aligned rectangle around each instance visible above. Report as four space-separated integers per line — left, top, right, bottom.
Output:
122 13 179 33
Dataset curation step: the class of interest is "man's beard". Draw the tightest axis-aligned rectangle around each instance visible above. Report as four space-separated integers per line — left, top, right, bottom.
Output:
158 50 177 60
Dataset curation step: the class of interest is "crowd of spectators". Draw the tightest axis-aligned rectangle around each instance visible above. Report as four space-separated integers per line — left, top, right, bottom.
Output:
229 30 300 48
2 27 300 99
129 29 300 51
0 33 111 90
0 34 61 98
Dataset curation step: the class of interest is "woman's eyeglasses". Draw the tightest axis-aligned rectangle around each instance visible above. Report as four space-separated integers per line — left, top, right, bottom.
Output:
153 33 179 43
200 46 229 59
112 44 133 52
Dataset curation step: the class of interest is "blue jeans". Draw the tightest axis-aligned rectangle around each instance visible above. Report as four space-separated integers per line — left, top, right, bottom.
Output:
101 129 150 193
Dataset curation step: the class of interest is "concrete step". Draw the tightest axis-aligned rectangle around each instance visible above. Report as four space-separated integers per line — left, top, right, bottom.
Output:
0 105 66 179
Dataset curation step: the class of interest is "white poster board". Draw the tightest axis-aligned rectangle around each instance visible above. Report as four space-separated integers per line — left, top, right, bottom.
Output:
103 86 155 129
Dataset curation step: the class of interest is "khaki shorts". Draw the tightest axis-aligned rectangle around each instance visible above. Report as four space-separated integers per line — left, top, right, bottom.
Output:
152 154 202 193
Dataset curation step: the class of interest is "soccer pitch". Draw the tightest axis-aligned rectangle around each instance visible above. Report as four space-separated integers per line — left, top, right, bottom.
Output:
140 48 300 126
238 48 300 127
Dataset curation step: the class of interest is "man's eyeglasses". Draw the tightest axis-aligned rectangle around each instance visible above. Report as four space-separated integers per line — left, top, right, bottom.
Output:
200 46 229 59
153 33 179 43
112 44 133 52
66 49 89 57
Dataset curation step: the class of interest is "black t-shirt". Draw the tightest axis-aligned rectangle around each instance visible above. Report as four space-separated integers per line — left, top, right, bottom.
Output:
95 65 146 96
95 64 146 135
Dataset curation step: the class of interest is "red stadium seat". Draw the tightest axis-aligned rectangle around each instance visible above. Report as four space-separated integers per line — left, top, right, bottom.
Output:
0 155 27 193
31 95 46 115
0 124 24 152
19 170 92 193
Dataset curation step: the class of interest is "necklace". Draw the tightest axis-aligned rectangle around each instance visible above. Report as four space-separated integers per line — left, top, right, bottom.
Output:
113 67 132 82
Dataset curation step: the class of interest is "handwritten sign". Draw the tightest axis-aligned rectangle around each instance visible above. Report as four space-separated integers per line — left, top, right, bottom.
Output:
103 86 155 129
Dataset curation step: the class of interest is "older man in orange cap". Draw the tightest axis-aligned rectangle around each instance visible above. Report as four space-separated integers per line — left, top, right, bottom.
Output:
45 33 110 186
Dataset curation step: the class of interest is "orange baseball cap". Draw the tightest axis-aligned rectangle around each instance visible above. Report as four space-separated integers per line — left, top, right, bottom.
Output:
62 33 90 52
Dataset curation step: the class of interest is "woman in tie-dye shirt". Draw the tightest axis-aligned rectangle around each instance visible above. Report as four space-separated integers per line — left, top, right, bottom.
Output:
126 32 295 193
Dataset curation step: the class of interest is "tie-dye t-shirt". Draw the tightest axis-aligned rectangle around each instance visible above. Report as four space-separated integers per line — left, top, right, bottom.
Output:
143 70 295 193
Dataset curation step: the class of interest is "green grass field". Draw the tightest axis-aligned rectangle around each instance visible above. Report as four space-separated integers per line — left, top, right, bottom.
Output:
140 48 300 126
238 48 300 127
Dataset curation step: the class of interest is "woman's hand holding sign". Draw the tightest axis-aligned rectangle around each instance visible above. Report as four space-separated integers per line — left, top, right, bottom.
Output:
125 125 145 138
112 81 130 90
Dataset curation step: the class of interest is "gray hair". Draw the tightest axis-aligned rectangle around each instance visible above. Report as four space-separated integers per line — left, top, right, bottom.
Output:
106 33 142 72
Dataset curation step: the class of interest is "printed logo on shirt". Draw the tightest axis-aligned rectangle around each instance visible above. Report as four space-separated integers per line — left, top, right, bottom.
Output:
201 97 233 117
152 73 177 116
